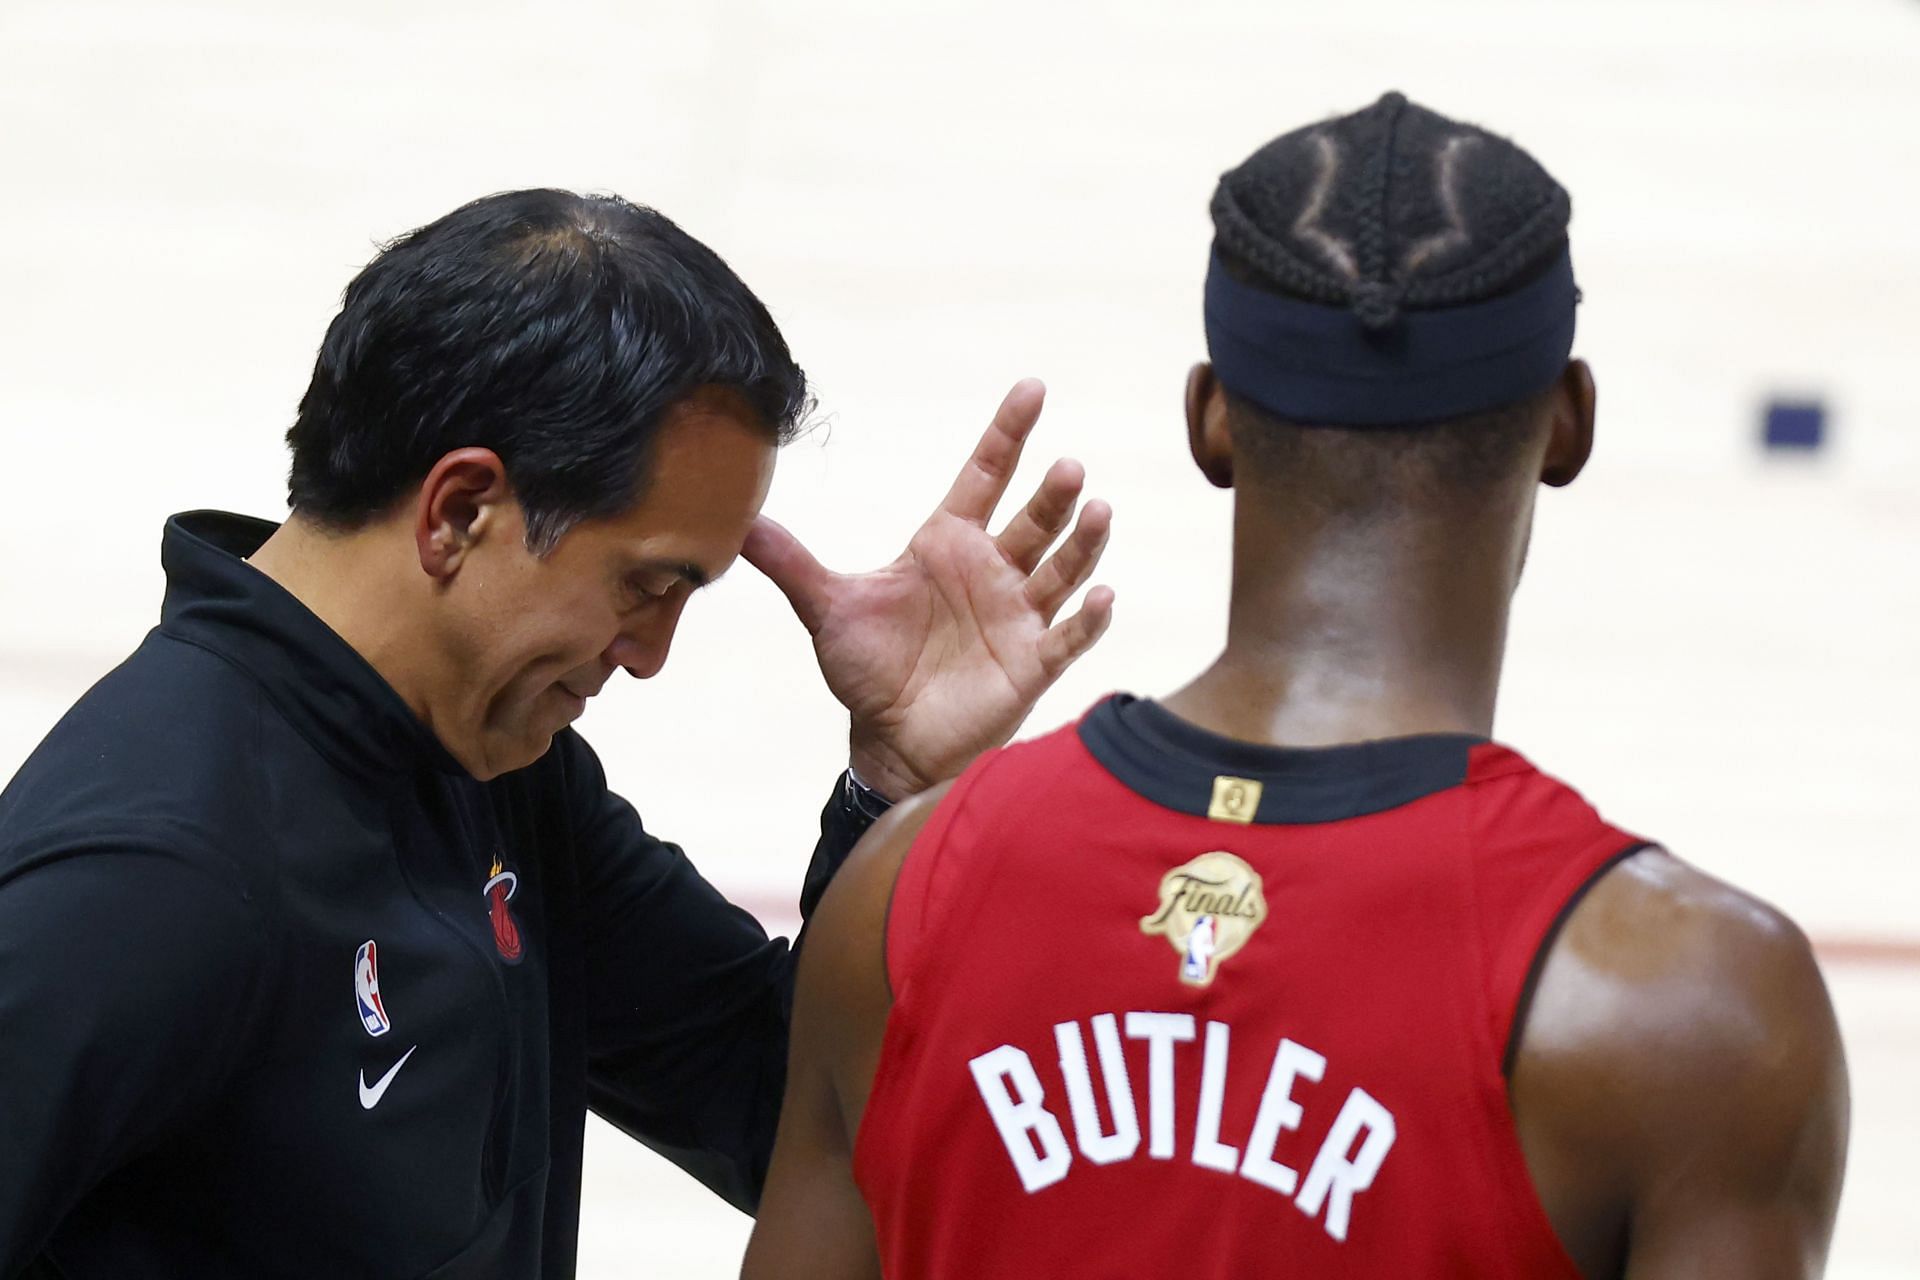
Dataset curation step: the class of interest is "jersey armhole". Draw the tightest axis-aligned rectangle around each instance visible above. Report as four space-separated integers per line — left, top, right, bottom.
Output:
855 754 1008 1198
1496 838 1658 1077
881 754 1003 1006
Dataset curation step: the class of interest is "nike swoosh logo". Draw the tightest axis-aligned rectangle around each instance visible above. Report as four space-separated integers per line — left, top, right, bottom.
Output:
358 1044 418 1110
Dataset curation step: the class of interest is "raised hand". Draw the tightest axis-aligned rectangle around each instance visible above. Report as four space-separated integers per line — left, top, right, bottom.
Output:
744 379 1114 801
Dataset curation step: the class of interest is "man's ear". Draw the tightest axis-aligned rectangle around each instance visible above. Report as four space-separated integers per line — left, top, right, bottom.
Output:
1185 363 1235 490
1541 359 1596 489
414 448 514 580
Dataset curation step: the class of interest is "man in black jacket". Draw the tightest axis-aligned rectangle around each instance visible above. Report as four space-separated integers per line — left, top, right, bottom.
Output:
0 189 1113 1278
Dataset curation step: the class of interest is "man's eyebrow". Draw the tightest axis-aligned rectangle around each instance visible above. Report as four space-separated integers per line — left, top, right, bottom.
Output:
634 560 712 589
629 552 721 587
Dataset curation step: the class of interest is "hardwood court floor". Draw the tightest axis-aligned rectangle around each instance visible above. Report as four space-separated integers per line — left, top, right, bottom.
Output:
2 0 1915 1274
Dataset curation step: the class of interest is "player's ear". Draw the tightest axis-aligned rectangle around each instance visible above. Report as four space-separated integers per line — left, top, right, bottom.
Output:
1186 363 1235 490
415 448 514 580
1540 359 1595 489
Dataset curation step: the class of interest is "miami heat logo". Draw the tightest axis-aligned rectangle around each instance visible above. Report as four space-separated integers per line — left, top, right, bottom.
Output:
484 858 524 964
1140 852 1267 986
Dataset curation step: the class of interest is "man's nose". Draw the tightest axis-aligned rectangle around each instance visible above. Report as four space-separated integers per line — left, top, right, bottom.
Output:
603 597 686 680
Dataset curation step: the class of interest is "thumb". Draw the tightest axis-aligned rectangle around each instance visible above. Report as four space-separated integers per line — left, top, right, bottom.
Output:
742 515 833 635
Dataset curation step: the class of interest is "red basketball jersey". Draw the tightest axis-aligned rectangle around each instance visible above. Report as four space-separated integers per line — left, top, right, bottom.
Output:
854 695 1648 1278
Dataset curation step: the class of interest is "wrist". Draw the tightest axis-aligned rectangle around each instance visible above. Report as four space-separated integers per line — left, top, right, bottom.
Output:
847 739 927 806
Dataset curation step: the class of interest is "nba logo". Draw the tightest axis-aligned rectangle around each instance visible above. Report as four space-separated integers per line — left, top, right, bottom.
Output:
1183 915 1218 982
354 940 391 1037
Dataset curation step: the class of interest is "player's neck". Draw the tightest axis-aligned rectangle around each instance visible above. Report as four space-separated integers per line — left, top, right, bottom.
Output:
1162 504 1522 747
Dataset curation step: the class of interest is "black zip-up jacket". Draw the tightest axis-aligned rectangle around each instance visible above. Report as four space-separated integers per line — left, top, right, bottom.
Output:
0 512 872 1278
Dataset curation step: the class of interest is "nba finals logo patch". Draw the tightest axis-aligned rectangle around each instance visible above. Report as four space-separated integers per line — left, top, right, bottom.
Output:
484 858 524 964
1140 852 1267 986
354 940 392 1037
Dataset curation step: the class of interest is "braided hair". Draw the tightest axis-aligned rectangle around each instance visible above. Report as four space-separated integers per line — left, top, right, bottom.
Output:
1210 93 1574 513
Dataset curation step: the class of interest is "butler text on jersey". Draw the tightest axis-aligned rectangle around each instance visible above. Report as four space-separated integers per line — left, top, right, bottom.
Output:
969 1012 1396 1242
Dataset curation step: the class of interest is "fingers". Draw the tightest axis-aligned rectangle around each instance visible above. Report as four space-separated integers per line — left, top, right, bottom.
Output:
741 515 832 635
995 456 1085 575
1025 499 1112 623
938 378 1045 526
1038 585 1115 680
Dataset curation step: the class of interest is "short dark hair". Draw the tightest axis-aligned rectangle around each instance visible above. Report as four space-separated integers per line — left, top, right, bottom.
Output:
287 189 810 551
1209 93 1571 516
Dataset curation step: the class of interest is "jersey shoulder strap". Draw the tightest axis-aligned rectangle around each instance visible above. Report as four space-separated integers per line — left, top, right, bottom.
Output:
882 720 1089 1004
1464 744 1653 1070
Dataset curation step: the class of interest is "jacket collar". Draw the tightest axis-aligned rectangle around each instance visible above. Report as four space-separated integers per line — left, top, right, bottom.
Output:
158 510 468 779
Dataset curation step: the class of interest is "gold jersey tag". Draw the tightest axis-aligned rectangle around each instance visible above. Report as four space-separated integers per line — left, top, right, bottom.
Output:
1140 851 1268 986
1207 775 1263 824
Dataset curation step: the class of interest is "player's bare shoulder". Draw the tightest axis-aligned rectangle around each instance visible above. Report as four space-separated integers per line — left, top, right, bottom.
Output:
1511 849 1849 1279
792 781 955 1130
810 781 956 989
1515 851 1842 1104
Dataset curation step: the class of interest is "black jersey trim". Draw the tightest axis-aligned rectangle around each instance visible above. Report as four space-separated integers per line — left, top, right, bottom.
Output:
1076 694 1483 825
1501 841 1658 1079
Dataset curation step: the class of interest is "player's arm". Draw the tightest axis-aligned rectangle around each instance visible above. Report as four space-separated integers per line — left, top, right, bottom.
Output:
740 785 948 1280
1511 851 1849 1280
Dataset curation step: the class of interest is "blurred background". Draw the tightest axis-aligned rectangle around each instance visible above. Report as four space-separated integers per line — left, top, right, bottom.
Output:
1 0 1915 1273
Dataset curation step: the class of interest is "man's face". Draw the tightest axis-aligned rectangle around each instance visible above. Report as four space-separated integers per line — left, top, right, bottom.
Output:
437 389 777 778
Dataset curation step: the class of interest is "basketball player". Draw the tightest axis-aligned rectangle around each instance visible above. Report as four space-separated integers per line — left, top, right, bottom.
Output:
740 94 1849 1278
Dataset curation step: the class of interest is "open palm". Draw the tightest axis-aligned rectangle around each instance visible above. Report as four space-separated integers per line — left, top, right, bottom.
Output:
744 380 1114 800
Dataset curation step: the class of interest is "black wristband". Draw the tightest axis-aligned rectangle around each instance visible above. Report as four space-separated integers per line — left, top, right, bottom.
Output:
801 770 893 920
842 767 896 823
